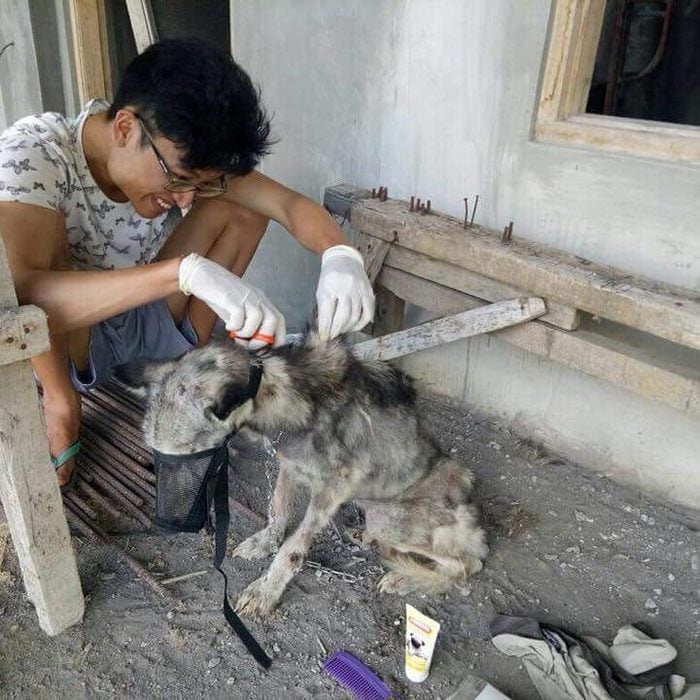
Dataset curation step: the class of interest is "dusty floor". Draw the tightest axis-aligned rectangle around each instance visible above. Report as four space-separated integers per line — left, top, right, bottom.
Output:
1 395 699 699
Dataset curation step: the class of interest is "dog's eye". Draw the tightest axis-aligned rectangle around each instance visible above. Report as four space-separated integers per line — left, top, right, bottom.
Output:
177 384 187 397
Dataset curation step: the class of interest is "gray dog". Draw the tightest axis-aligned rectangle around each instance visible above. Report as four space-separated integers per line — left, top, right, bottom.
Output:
133 334 488 617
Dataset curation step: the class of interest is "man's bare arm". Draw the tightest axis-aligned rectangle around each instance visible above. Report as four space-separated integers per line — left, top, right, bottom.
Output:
222 171 347 254
0 202 181 333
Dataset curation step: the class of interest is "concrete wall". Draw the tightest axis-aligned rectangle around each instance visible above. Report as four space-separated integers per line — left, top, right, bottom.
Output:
232 1 700 509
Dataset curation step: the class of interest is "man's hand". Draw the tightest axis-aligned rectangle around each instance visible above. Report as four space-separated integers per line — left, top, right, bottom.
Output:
179 254 286 349
316 245 374 339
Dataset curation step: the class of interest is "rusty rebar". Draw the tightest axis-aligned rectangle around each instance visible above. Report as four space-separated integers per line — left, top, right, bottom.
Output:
83 459 143 507
470 195 480 225
82 440 156 499
81 470 153 528
76 479 123 520
86 391 142 429
82 433 155 485
64 491 98 521
64 503 171 600
409 196 415 212
463 198 469 228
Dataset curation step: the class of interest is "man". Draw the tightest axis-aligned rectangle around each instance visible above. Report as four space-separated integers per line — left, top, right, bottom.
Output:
0 38 374 490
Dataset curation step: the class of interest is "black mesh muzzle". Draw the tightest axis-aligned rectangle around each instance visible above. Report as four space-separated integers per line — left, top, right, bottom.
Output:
152 438 232 533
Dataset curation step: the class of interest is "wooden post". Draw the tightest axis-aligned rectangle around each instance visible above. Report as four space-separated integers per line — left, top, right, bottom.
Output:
373 285 405 338
0 232 84 635
67 0 113 102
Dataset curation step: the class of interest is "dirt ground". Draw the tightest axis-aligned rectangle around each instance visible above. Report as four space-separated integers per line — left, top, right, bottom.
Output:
1 394 699 699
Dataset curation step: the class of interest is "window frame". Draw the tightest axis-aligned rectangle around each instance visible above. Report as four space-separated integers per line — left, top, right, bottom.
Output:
535 0 700 164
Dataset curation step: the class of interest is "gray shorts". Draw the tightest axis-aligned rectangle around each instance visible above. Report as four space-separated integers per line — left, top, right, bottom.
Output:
70 298 198 393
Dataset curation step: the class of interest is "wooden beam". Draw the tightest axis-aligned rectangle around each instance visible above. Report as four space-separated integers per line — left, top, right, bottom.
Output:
383 244 580 330
0 232 84 635
355 297 546 361
68 0 112 103
0 306 50 366
378 266 700 416
125 0 158 53
331 187 700 351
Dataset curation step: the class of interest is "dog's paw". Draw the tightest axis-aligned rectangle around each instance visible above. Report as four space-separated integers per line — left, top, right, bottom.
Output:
344 527 371 549
377 571 415 596
235 576 279 618
232 529 278 561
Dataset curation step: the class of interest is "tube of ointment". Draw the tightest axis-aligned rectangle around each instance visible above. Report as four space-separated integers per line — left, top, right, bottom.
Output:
405 604 440 683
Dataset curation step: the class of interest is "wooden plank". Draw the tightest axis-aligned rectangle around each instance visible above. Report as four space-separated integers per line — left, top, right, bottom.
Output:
125 0 158 53
340 189 700 351
68 0 112 103
0 233 84 635
535 116 700 165
355 297 546 362
0 306 50 366
383 244 580 330
378 266 700 416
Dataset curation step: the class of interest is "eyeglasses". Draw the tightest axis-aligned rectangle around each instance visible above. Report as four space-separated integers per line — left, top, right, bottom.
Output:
135 114 226 198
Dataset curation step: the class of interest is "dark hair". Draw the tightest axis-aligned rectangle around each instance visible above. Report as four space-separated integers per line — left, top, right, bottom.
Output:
107 38 274 176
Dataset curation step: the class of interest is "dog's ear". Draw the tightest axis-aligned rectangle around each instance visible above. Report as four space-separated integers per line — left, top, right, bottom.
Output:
115 359 175 398
210 380 251 421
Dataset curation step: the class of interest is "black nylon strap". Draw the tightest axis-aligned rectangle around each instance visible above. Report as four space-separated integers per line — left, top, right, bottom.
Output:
212 459 272 669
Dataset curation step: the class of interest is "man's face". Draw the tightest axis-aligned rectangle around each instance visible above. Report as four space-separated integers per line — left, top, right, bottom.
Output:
109 110 225 219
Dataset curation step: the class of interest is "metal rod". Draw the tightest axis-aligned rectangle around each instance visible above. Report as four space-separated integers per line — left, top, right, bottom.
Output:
64 491 98 521
64 503 171 600
81 432 156 485
82 435 156 486
76 479 123 520
159 570 209 586
463 198 469 229
409 196 415 212
470 195 479 225
82 441 156 500
82 470 153 528
84 460 144 507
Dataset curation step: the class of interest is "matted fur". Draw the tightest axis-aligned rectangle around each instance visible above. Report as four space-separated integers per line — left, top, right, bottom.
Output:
134 334 488 617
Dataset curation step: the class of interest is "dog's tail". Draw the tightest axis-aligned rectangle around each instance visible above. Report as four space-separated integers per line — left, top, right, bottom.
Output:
385 551 482 594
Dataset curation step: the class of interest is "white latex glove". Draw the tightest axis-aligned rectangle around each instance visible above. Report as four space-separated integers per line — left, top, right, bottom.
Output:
316 245 375 340
179 253 286 350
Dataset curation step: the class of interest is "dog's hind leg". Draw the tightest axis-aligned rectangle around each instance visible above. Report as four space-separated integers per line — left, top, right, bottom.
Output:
232 459 296 561
235 480 356 617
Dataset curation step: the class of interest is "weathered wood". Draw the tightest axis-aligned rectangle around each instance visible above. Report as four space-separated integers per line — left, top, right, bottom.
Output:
125 0 158 53
0 306 50 366
354 231 391 286
373 284 405 337
538 0 606 122
355 297 546 362
67 0 112 103
0 233 84 635
336 188 700 351
378 266 700 416
383 244 580 330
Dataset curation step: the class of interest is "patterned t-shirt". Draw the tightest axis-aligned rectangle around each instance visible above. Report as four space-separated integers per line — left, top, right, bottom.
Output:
0 99 172 270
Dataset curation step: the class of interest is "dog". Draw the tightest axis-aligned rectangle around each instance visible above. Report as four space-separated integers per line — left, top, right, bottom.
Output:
131 333 488 617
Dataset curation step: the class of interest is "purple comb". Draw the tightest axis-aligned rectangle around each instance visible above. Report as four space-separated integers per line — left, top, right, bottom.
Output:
323 650 399 700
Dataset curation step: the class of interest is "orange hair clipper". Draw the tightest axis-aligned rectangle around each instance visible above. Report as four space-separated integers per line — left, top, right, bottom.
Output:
229 330 275 345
